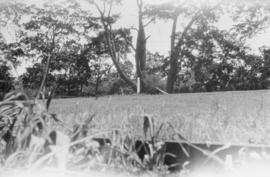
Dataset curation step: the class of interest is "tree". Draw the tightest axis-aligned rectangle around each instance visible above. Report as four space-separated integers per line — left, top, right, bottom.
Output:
88 0 137 91
146 52 168 76
24 4 73 98
19 2 96 97
259 47 270 88
0 64 14 99
20 63 55 90
88 0 168 93
49 40 92 96
172 22 251 92
91 59 111 96
146 1 222 93
231 1 270 41
134 0 149 92
18 0 136 96
84 35 113 96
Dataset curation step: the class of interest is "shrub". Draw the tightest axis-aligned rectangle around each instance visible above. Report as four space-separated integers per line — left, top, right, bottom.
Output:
143 73 166 94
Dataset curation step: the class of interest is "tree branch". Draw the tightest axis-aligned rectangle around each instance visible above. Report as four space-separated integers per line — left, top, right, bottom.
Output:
36 52 52 100
107 0 113 18
145 35 151 41
93 1 105 18
123 36 136 52
102 1 106 15
136 0 140 7
131 27 139 32
36 27 56 100
176 10 201 49
143 18 154 28
91 0 137 90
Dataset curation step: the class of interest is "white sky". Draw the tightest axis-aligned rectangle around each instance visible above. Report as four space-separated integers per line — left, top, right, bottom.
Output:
1 0 270 75
117 0 270 55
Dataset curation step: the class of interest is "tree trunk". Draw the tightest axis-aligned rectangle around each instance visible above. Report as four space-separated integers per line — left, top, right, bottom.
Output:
166 16 179 93
93 1 144 92
104 26 137 91
36 53 52 99
166 13 199 93
96 6 136 91
95 75 100 97
36 28 56 99
136 8 146 73
80 83 83 95
67 80 71 95
135 2 147 92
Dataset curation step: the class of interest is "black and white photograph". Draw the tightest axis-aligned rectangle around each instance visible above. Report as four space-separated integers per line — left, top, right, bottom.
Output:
1 0 270 176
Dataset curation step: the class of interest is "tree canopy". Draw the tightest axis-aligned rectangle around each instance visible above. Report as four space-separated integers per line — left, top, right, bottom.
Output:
0 0 270 97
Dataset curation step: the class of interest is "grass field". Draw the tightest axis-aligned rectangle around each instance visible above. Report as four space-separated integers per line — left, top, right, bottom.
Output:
51 90 270 145
2 90 270 177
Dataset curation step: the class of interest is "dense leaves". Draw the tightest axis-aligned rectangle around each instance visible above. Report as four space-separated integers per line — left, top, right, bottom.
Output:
231 1 270 40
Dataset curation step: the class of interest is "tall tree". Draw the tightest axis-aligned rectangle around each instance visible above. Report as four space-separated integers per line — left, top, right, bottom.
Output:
19 2 87 97
146 1 221 93
134 0 148 91
88 0 137 91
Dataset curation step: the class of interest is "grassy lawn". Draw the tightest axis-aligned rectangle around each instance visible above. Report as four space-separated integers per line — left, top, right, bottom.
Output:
51 90 270 144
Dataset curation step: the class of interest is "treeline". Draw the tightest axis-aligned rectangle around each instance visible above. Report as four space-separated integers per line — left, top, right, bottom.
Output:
1 0 270 98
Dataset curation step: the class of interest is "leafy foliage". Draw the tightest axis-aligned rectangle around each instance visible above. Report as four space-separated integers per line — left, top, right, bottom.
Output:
231 1 270 40
1 0 270 96
0 65 14 99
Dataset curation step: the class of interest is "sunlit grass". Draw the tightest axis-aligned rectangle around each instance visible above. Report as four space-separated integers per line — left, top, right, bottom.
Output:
51 90 270 144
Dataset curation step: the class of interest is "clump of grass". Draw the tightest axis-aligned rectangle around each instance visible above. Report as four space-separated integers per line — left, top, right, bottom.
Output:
0 91 179 176
0 90 65 168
